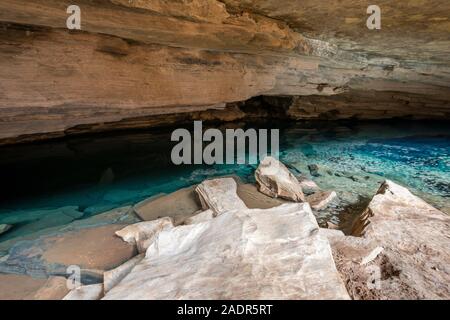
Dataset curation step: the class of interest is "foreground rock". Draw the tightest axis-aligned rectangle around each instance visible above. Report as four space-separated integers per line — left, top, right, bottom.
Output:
115 218 174 253
329 180 450 299
255 157 306 202
103 203 349 300
63 284 104 300
196 178 248 215
306 191 338 211
133 186 202 223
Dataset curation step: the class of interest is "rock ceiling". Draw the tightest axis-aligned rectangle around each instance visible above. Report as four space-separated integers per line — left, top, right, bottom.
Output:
0 0 449 143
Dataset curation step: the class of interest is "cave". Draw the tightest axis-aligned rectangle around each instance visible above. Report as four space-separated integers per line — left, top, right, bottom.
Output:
0 0 449 302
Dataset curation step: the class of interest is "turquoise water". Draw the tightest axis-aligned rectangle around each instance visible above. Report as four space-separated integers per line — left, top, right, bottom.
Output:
0 121 449 242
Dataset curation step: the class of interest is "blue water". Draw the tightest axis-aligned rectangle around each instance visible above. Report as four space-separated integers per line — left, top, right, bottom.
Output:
0 121 449 242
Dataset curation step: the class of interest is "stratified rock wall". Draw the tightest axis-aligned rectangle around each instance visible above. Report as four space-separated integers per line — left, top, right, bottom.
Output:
0 0 449 143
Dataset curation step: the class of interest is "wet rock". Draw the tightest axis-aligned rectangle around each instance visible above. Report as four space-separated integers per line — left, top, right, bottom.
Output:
330 180 450 300
306 191 338 211
134 186 202 223
0 224 12 235
308 164 320 177
104 253 145 294
63 284 104 300
27 276 69 300
298 177 320 195
115 218 174 253
0 225 137 279
196 178 248 215
103 203 349 300
0 273 47 300
255 157 306 202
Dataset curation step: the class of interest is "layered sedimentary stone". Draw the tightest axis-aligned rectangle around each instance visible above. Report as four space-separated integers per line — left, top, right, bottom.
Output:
195 178 248 215
115 218 174 253
103 203 350 300
133 186 202 223
255 157 306 202
63 284 104 300
0 0 449 143
329 180 450 299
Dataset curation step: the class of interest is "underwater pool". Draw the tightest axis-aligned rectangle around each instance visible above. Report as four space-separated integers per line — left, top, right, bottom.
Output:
0 120 449 242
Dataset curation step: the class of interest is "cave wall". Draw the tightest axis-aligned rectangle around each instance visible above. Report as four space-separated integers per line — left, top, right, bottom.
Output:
0 0 449 144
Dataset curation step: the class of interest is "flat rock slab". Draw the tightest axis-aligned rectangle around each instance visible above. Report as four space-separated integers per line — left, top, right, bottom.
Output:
332 180 450 299
103 203 349 300
0 224 137 280
0 273 47 300
237 183 287 209
134 186 202 223
196 178 248 215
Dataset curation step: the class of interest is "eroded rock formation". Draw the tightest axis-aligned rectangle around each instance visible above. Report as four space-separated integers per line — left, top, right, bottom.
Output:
0 0 449 144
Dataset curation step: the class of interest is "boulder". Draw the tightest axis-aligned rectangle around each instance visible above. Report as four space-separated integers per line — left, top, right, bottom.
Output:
306 191 338 211
195 178 248 215
330 180 450 299
115 218 174 253
63 284 104 300
0 224 12 236
255 157 305 202
133 186 202 223
103 203 350 300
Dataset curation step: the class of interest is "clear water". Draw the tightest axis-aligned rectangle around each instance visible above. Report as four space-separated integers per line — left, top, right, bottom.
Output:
0 121 449 243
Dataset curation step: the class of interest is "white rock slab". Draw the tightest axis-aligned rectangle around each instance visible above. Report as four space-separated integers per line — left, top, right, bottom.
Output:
331 180 450 299
63 284 104 300
103 203 349 300
306 191 337 211
255 157 305 202
195 178 247 215
115 217 174 253
104 253 145 294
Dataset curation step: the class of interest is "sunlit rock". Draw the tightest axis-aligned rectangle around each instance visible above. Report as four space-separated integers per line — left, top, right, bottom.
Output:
195 178 248 215
103 203 350 300
255 157 305 202
104 254 145 294
306 190 338 211
330 180 450 299
115 218 174 253
63 284 104 300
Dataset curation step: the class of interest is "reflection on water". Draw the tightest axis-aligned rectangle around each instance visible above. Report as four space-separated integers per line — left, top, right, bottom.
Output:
0 121 449 242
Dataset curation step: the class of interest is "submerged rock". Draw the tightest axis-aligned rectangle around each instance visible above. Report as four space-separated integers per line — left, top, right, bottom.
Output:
103 203 349 300
0 224 137 280
195 178 248 215
255 157 306 202
330 180 450 300
0 224 12 236
306 190 338 211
